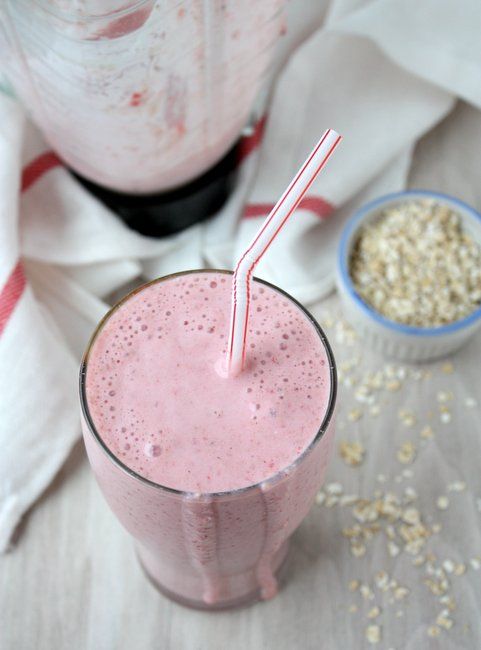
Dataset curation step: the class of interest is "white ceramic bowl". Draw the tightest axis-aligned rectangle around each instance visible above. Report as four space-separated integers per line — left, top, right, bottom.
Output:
336 190 481 362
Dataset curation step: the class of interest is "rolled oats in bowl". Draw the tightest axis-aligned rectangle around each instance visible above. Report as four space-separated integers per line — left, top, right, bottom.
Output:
350 199 481 327
336 191 481 361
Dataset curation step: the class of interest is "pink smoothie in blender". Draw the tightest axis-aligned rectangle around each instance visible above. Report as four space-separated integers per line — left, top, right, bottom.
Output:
1 1 284 194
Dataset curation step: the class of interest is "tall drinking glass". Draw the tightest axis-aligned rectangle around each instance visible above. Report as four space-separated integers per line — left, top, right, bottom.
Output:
80 270 337 609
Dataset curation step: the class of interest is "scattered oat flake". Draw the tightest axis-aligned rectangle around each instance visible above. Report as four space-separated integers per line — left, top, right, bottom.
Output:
427 625 441 638
348 408 363 422
351 543 366 558
439 595 456 610
343 526 361 539
436 496 449 510
442 362 454 374
447 481 466 492
470 557 481 570
360 585 375 600
428 625 441 639
395 610 404 618
397 442 416 464
404 486 418 501
453 563 466 576
340 494 359 506
436 613 454 630
375 571 389 591
465 397 477 408
420 425 434 439
388 541 400 557
402 508 420 525
440 411 452 424
437 390 452 403
325 495 339 508
367 606 381 619
398 409 416 427
386 379 401 391
425 578 448 596
385 365 396 378
353 500 378 523
355 385 374 404
431 523 442 534
326 482 343 495
369 404 381 417
340 359 357 373
385 525 396 540
315 491 326 505
339 440 365 466
335 319 359 345
394 587 409 600
442 560 455 574
365 625 381 644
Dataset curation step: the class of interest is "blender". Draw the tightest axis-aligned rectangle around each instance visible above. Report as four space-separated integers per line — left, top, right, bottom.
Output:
0 0 285 234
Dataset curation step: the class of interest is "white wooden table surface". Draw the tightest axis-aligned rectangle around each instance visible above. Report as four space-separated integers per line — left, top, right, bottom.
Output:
2 105 481 650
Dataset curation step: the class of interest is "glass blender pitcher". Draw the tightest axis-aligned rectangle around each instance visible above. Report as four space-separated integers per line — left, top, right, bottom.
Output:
0 1 284 233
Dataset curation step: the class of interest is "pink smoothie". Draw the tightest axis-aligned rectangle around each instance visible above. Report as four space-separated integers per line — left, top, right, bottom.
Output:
81 271 336 607
3 1 283 193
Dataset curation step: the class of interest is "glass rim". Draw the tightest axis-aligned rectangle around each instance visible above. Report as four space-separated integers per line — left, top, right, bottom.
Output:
79 269 337 499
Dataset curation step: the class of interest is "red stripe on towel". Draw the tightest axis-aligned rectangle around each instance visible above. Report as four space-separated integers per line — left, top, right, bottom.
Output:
21 151 62 192
0 261 26 335
1 150 60 334
243 195 334 219
237 115 268 163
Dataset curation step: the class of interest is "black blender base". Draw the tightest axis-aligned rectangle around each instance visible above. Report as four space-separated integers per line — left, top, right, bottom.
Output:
70 142 239 237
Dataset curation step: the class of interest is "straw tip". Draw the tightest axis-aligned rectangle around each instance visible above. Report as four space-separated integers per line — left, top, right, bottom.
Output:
326 128 342 141
227 357 243 378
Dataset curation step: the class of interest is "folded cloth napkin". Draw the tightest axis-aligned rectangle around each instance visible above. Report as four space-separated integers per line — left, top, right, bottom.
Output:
1 0 480 551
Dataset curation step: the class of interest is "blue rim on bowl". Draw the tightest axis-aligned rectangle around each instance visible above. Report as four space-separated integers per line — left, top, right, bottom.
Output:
338 189 481 336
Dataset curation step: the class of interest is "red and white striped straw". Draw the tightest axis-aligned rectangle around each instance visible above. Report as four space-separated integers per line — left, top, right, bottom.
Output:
226 128 342 376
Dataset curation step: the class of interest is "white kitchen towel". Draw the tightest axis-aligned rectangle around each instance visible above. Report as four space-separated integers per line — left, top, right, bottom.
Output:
0 98 82 552
1 0 480 551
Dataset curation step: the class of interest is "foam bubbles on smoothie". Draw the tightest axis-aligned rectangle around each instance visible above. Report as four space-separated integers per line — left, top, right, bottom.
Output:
86 272 330 492
144 442 162 458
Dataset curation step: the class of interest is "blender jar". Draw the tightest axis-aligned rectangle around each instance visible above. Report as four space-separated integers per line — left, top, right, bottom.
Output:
0 1 284 195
